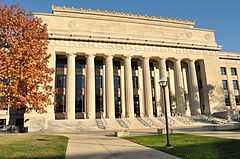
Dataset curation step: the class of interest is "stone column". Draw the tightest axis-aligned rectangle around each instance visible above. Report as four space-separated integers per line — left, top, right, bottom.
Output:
182 67 191 116
102 63 106 118
105 55 115 118
86 55 96 119
66 53 76 120
138 63 145 117
154 62 161 116
174 59 185 114
188 60 201 115
143 57 153 117
199 61 210 114
124 56 134 118
120 62 126 118
160 58 171 115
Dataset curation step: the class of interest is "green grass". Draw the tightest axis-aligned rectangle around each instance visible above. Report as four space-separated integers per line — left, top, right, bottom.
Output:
0 134 68 159
125 134 240 159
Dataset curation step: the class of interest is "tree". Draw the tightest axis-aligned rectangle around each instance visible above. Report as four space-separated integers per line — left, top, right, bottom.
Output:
0 5 54 115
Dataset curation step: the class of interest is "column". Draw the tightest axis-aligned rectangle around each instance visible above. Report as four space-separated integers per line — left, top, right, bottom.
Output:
120 62 126 118
124 56 134 118
174 59 186 114
182 67 191 116
154 63 161 116
143 57 153 117
102 62 106 118
188 60 201 115
105 55 115 118
199 61 210 114
86 55 96 119
138 63 145 117
66 53 76 120
160 58 171 115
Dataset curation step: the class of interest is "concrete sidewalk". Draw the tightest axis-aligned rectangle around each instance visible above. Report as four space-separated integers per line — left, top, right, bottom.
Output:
64 133 181 159
180 130 240 139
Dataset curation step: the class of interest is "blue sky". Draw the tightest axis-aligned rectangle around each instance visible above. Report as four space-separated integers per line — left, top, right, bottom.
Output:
1 0 239 52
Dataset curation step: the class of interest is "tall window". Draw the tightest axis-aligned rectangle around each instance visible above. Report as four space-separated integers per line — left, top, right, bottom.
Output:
233 80 239 90
55 94 66 112
222 80 228 90
220 67 226 75
76 75 85 89
133 76 139 89
56 75 66 89
235 95 240 105
56 56 67 68
231 67 237 76
224 94 231 106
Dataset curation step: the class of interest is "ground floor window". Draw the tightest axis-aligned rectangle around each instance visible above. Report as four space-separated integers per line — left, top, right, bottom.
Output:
235 95 240 105
0 119 6 128
224 94 231 106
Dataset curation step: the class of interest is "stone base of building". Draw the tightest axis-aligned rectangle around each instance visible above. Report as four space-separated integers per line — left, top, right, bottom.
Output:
24 114 232 132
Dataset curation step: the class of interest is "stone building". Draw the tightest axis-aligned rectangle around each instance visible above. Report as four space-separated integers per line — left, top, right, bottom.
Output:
1 6 240 131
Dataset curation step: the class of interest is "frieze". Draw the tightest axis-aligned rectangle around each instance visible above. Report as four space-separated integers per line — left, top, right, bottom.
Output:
49 40 214 55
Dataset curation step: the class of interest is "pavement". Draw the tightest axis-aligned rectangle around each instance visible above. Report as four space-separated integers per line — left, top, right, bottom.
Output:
63 132 181 159
179 130 240 139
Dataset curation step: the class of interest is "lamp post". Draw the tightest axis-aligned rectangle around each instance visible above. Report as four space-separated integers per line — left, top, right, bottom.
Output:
159 77 172 148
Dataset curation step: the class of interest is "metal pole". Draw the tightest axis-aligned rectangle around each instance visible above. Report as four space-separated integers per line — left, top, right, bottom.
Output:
162 85 171 147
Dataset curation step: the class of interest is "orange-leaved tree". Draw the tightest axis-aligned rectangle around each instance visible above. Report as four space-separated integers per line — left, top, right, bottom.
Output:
0 5 54 114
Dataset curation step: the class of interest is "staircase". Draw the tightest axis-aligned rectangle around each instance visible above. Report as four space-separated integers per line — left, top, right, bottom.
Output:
136 117 152 127
116 118 129 129
96 119 106 129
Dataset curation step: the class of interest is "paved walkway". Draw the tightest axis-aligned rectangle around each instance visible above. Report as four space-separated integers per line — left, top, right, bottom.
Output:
181 130 240 139
64 132 181 159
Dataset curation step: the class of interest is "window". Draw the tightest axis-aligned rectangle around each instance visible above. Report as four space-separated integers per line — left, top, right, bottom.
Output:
95 75 102 89
55 95 66 112
151 77 155 89
231 67 237 76
76 59 85 69
0 119 6 128
76 75 85 89
233 80 239 90
114 76 120 89
133 76 139 89
198 80 203 89
222 80 228 90
56 75 66 88
224 94 231 106
220 67 226 75
235 95 240 105
56 56 67 68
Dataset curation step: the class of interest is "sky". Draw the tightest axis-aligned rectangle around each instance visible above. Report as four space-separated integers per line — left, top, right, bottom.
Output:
1 0 239 52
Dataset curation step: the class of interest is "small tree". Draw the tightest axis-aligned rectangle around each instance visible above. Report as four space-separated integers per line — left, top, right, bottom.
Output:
0 5 54 115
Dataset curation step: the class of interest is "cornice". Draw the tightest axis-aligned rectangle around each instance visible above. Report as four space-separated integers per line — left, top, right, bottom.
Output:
51 5 195 26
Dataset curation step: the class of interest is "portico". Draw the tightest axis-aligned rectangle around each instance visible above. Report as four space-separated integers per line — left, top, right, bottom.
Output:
54 51 209 120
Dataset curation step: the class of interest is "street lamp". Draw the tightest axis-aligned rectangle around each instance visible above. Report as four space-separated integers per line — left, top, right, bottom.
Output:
159 77 172 148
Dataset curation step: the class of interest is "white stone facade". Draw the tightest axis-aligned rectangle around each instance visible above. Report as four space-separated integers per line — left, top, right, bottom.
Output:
1 6 239 131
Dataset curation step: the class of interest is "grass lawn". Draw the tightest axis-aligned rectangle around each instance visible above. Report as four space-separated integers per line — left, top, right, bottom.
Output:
125 133 240 159
0 133 68 159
